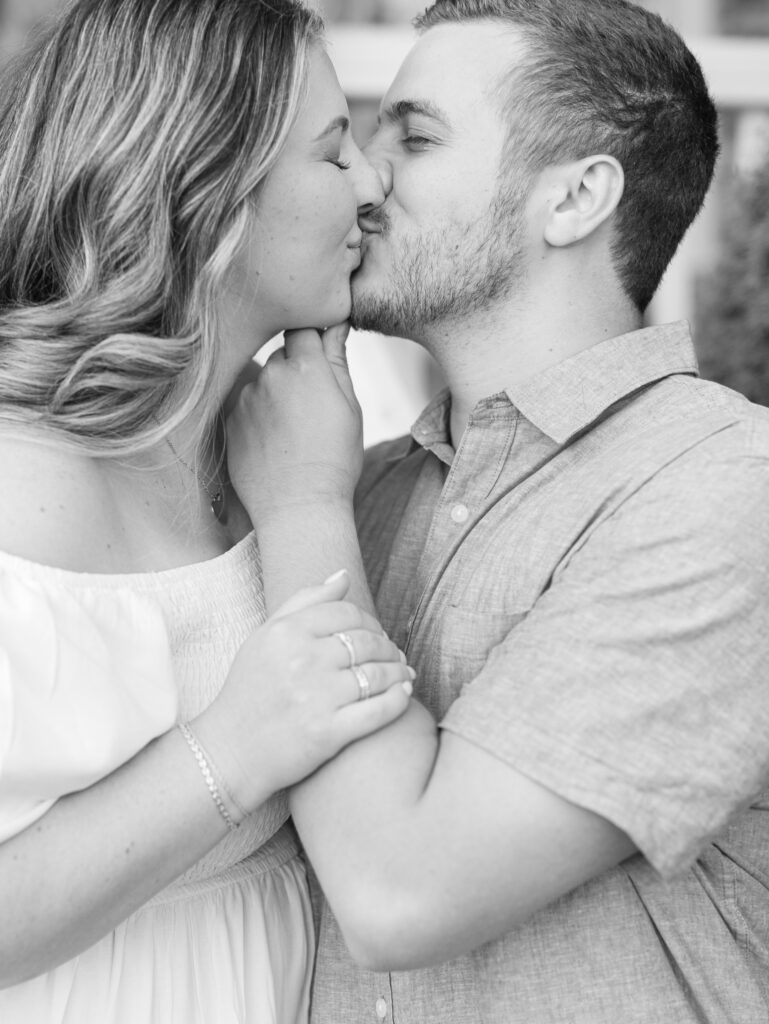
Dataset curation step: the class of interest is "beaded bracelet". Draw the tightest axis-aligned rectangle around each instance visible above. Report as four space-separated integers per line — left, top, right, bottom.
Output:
178 722 242 832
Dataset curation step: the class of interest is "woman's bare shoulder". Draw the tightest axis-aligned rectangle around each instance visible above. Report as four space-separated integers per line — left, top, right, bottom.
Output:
0 433 109 570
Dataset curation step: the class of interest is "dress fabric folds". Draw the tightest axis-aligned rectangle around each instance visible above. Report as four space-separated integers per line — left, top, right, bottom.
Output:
0 533 313 1024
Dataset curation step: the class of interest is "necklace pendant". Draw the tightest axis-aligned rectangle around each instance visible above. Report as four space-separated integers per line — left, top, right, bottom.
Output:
210 489 224 518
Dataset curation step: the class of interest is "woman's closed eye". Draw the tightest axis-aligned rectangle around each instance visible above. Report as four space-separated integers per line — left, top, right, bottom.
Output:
323 143 351 170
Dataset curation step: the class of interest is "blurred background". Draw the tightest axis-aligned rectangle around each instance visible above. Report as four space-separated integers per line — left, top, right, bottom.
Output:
1 0 768 442
318 0 769 440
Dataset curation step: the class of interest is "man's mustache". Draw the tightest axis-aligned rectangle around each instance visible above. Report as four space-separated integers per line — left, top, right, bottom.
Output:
361 206 390 234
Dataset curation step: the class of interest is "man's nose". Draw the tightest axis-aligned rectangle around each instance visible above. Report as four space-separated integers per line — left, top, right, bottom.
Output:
362 140 393 199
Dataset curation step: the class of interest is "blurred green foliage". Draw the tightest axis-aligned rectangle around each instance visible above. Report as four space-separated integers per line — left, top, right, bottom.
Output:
695 163 769 408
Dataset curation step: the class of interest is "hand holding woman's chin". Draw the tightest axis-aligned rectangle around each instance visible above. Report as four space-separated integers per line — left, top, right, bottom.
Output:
226 322 364 527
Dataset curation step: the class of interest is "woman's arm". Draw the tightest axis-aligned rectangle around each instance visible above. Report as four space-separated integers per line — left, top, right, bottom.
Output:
0 728 228 986
230 329 635 970
227 325 378 616
0 576 410 986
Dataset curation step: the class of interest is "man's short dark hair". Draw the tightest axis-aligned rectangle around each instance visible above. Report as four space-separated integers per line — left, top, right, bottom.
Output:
415 0 719 312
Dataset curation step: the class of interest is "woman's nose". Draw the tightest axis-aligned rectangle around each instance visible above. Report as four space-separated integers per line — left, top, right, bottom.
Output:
352 145 387 212
362 140 393 200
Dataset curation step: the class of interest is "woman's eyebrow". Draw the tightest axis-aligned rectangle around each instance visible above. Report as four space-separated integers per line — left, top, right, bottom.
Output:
313 115 350 141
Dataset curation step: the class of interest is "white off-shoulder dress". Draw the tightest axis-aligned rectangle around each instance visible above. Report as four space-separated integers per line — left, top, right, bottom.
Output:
0 532 313 1024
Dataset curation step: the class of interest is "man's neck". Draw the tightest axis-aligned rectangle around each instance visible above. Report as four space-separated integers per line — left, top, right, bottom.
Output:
416 292 642 449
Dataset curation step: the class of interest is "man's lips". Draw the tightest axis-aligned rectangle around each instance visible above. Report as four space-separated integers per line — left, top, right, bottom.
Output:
349 225 382 269
358 213 385 235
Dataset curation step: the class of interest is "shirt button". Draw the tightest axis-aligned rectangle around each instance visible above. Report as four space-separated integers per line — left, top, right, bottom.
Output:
450 503 469 524
375 996 388 1019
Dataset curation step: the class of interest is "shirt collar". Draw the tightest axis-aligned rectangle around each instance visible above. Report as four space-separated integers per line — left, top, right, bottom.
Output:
403 387 454 464
505 321 698 445
406 321 699 456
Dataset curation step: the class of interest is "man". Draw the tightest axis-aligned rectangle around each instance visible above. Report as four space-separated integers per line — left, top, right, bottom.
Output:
287 1 769 1021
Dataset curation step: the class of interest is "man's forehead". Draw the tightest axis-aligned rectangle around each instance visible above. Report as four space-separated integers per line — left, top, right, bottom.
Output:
384 20 525 111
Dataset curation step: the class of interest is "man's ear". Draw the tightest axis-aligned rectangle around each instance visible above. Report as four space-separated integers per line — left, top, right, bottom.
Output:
543 155 624 248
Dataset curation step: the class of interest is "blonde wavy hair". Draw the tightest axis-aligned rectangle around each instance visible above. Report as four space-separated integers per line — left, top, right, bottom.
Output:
0 0 323 457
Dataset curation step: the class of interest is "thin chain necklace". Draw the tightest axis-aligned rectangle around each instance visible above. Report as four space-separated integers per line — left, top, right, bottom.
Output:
165 435 225 519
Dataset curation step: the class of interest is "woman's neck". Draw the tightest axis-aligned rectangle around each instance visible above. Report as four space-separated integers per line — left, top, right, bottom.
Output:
0 429 251 574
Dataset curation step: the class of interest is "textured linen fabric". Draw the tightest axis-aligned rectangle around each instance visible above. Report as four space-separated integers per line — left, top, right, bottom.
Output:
310 322 769 1024
0 534 313 1024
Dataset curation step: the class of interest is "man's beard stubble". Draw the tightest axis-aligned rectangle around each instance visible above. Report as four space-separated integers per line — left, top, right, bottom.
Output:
350 185 527 340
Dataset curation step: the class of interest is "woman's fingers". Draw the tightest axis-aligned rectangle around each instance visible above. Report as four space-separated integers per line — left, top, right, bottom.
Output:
281 324 350 364
330 680 413 749
202 581 413 805
338 660 415 708
283 328 324 360
320 322 356 404
270 571 351 618
320 322 351 363
290 601 383 637
283 325 357 406
271 592 384 639
326 630 404 670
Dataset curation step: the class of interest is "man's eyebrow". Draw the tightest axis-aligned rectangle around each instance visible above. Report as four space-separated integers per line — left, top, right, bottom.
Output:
313 115 350 141
380 99 453 130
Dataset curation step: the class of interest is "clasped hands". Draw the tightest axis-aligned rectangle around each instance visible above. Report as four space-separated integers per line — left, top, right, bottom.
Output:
193 324 412 816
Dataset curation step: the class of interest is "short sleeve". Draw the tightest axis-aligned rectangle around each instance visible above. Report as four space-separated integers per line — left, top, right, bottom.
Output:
0 571 178 842
441 446 769 878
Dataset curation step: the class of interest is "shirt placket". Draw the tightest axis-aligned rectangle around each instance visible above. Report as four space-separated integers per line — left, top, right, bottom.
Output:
385 404 517 1024
404 402 518 655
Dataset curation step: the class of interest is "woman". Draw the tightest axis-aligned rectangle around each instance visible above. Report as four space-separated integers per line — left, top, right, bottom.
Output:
0 1 413 1020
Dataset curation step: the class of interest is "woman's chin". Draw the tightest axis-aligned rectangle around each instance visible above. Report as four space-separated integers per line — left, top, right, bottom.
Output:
312 297 352 330
275 285 353 334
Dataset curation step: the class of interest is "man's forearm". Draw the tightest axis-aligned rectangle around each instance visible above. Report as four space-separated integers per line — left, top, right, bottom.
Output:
291 702 636 971
290 699 440 965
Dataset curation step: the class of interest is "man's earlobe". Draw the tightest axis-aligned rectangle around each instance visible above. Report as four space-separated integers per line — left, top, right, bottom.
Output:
544 156 624 248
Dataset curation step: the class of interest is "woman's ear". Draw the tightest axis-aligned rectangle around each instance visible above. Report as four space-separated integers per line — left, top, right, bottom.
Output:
543 155 624 248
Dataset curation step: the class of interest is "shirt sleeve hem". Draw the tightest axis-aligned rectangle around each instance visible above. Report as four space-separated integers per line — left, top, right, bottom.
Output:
439 712 737 880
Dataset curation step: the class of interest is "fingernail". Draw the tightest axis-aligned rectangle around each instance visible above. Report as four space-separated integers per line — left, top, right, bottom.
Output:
407 667 416 679
323 569 348 585
399 649 407 664
401 680 413 697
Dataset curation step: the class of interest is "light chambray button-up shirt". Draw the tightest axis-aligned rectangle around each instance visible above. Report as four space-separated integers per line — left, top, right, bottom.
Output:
310 322 769 1024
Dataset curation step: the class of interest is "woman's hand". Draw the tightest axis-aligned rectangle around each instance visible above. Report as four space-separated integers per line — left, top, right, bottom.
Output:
0 571 411 986
192 571 412 814
227 323 363 527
